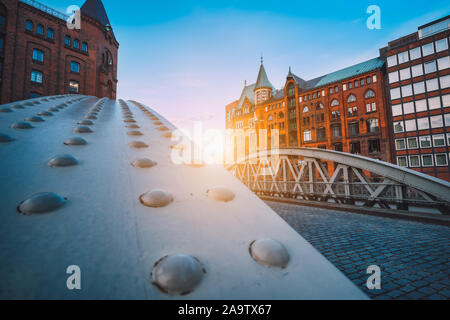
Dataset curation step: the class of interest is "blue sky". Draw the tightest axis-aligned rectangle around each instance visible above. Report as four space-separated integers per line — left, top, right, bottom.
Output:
44 0 450 132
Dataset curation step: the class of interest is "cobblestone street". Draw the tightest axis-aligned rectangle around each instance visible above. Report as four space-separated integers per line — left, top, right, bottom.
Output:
266 201 450 300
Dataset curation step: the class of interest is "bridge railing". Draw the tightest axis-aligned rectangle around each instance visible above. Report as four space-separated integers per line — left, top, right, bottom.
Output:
228 148 450 215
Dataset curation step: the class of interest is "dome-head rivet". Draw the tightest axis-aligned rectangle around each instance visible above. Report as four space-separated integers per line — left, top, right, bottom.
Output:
151 254 205 296
126 124 140 129
127 131 143 136
85 115 97 120
17 192 67 215
38 111 53 117
129 141 149 149
64 137 87 146
74 126 93 133
131 158 157 168
25 116 45 123
0 133 14 143
11 122 34 130
48 108 59 112
249 239 290 269
140 190 173 208
206 186 235 202
48 154 80 167
0 107 13 113
78 120 94 126
158 126 169 131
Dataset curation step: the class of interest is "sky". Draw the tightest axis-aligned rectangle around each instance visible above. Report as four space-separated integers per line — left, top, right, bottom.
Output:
43 0 450 133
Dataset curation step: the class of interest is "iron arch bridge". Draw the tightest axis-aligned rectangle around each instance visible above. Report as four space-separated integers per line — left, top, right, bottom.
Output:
227 148 450 215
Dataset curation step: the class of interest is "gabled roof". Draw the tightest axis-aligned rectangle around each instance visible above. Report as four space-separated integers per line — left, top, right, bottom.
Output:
255 64 274 90
81 0 111 26
236 83 256 109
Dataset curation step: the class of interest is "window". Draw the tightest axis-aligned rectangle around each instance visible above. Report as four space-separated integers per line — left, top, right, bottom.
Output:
435 154 448 166
420 136 432 148
422 43 434 56
447 133 450 146
421 155 434 167
415 99 427 112
405 119 417 132
394 121 404 133
437 56 450 70
32 49 44 62
36 24 43 35
441 75 450 89
354 80 359 88
334 143 343 152
65 35 71 46
360 79 365 86
403 102 414 114
433 134 446 147
411 64 423 77
334 86 339 93
368 139 381 154
435 38 448 52
70 61 80 73
417 117 430 130
397 156 408 167
401 84 413 97
329 87 334 94
316 113 324 123
395 139 406 150
387 55 397 67
26 20 33 32
331 124 341 138
366 77 371 84
426 78 439 92
388 71 399 84
331 110 341 120
407 137 418 149
413 82 425 95
392 104 402 116
0 37 4 52
428 96 441 110
331 99 339 107
367 119 379 133
424 61 437 74
287 83 295 97
409 155 420 167
82 42 88 52
365 90 375 99
348 82 353 89
398 51 409 64
446 113 450 126
348 122 359 137
399 68 411 80
390 88 401 100
74 39 80 49
347 94 356 103
69 80 79 93
350 142 361 154
317 128 326 141
410 47 421 60
316 103 324 110
302 106 309 113
430 115 444 128
303 130 312 142
30 70 42 83
47 28 54 39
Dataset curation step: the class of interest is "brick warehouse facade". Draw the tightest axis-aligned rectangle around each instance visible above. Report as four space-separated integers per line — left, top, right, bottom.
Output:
226 16 450 182
0 0 118 104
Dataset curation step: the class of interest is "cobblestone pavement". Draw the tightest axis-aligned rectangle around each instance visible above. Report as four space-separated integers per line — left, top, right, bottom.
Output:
265 201 450 300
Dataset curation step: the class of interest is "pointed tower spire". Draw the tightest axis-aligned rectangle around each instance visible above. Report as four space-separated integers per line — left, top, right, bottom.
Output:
81 0 111 27
254 60 274 90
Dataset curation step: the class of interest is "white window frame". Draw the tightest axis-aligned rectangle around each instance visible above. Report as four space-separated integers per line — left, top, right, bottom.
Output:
395 139 406 151
409 155 421 168
419 136 432 149
397 156 408 167
421 154 434 167
435 154 448 167
407 137 419 150
433 134 446 147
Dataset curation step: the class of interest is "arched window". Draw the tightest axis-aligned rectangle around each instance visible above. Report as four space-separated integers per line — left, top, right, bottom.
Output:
316 103 324 110
331 99 339 107
268 115 273 121
288 83 295 97
365 89 375 99
36 24 43 35
347 94 357 103
47 28 54 39
74 39 80 49
303 106 310 113
26 20 33 31
279 112 284 119
82 42 88 52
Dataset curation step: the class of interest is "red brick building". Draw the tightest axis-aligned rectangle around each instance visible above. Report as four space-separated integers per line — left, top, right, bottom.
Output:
0 0 118 104
380 16 450 181
226 58 393 166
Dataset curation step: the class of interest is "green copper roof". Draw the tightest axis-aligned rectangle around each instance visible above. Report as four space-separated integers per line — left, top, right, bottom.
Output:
255 64 274 90
237 83 256 109
314 58 384 88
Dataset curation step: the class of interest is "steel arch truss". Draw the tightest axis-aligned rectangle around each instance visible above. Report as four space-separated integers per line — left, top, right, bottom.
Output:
228 148 450 215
